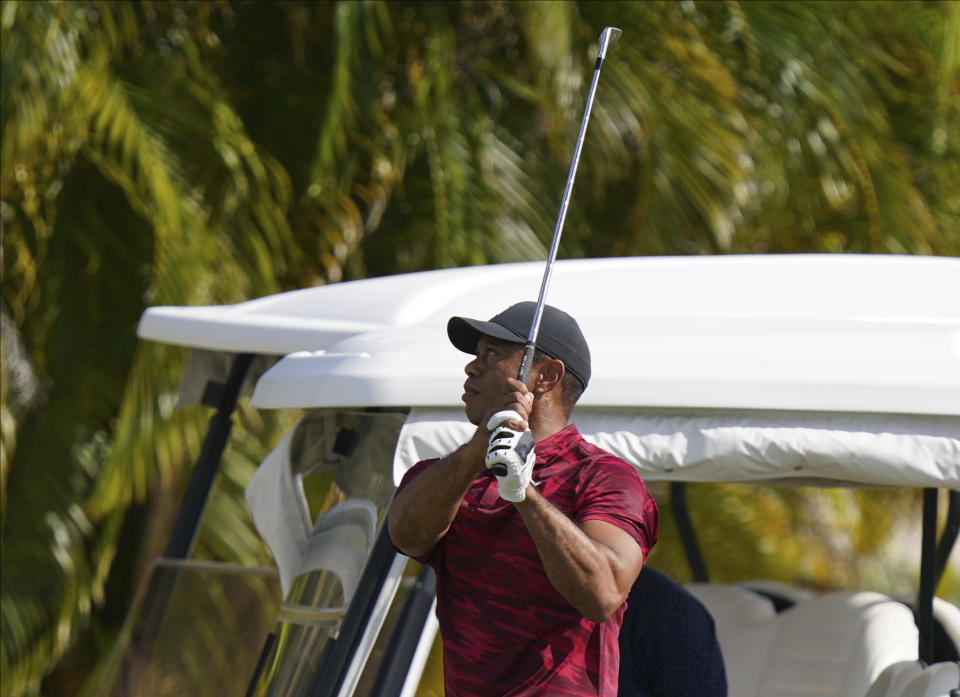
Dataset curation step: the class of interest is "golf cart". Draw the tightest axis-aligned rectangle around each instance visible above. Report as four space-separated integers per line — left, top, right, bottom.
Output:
105 254 959 697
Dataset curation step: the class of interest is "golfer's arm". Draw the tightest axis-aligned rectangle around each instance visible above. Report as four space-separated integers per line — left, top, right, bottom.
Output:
515 487 644 622
387 437 486 558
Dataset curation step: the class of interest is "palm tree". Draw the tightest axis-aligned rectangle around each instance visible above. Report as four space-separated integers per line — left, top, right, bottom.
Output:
2 1 957 694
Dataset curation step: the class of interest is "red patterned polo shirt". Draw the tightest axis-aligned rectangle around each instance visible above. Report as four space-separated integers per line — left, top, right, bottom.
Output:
394 424 659 697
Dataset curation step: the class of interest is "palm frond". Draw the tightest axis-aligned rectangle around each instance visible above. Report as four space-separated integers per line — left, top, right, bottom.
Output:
3 2 959 694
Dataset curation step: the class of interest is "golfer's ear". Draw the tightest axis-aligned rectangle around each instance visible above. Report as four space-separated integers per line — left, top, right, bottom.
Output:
534 359 565 394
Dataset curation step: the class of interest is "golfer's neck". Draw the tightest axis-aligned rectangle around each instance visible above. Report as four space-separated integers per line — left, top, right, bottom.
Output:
529 407 568 443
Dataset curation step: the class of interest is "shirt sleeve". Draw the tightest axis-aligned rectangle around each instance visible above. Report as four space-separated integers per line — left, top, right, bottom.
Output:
574 456 660 559
389 458 440 564
396 458 436 492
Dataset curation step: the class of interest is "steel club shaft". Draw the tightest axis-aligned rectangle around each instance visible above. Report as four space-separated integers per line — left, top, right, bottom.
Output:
517 26 622 384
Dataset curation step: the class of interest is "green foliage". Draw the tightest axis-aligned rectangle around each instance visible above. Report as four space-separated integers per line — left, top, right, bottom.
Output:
649 484 934 593
1 1 957 694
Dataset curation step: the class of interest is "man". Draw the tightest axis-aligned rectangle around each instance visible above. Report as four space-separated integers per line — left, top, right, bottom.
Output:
388 302 659 697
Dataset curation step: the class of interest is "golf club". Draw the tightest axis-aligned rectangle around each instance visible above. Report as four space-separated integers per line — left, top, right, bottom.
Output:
517 25 622 384
489 26 622 478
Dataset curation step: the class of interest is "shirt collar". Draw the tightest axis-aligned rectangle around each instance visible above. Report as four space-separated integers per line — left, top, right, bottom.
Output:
535 422 580 457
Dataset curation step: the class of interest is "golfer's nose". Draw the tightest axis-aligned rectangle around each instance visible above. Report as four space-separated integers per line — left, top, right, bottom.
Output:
464 355 481 376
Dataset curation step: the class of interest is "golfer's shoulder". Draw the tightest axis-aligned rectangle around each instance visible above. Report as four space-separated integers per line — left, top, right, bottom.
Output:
574 438 643 485
396 457 438 490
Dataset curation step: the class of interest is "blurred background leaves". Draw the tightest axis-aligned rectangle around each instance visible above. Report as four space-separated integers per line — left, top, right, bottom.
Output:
1 1 958 694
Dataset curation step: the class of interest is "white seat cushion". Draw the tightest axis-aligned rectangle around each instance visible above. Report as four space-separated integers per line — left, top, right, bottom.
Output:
899 661 960 697
754 591 918 697
894 594 960 659
245 429 376 600
864 661 927 697
686 587 920 697
686 583 779 697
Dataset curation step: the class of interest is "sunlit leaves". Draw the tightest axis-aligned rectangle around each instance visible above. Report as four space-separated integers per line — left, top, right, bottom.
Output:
2 1 958 694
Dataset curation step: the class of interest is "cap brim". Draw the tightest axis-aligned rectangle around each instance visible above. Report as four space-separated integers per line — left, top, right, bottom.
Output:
447 316 527 354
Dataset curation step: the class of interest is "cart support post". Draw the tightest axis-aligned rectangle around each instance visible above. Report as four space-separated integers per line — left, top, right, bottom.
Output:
165 352 256 558
671 483 709 583
918 488 938 663
134 352 255 644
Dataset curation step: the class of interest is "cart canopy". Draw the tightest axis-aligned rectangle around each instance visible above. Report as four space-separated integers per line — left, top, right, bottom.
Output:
138 255 960 489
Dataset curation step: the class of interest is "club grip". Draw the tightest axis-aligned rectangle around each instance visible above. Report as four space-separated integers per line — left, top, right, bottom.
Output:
504 344 536 476
517 342 537 383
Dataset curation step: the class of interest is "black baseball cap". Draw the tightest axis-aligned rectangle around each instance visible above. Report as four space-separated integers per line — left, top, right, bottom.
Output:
447 302 591 389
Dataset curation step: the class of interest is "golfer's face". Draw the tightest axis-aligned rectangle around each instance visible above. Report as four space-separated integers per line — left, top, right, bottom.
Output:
461 336 523 425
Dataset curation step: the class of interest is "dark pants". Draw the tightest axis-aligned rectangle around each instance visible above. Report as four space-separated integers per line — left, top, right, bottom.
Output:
618 567 728 697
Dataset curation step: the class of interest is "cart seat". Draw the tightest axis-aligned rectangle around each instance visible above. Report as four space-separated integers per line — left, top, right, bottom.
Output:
245 430 376 601
686 587 918 697
865 660 960 697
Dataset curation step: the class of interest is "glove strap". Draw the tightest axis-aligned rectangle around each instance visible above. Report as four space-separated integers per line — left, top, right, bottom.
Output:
487 429 535 462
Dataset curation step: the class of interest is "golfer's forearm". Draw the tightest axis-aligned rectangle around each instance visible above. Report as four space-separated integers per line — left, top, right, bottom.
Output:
387 439 485 557
515 489 626 622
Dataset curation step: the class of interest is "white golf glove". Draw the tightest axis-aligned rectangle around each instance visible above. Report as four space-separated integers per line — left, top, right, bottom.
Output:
485 411 536 502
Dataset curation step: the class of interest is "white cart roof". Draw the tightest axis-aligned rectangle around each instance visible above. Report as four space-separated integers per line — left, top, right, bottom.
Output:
247 255 960 417
137 254 960 487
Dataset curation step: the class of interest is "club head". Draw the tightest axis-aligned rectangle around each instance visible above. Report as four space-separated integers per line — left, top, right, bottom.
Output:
598 26 623 60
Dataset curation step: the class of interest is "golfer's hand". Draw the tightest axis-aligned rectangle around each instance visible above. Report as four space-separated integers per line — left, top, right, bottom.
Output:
485 411 535 502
